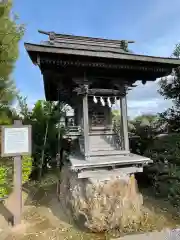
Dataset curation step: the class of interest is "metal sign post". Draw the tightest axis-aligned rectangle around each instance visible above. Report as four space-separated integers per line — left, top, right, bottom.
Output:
1 120 31 226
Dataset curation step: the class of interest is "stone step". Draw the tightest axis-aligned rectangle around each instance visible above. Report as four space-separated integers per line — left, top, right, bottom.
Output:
81 134 120 152
90 145 116 149
89 136 113 139
89 139 114 142
90 144 113 148
89 132 114 136
89 138 110 142
89 150 129 156
90 143 114 147
89 140 110 142
91 148 117 151
90 140 112 143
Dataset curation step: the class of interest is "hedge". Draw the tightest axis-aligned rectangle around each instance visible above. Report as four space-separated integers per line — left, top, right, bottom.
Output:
0 155 32 198
144 133 180 206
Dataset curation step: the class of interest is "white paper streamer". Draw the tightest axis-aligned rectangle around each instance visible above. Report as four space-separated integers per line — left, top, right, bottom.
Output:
93 95 98 103
100 97 105 106
107 97 112 108
114 97 117 105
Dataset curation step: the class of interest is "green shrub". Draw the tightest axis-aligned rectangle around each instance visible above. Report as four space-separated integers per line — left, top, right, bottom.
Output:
0 155 32 198
145 133 180 165
22 155 32 184
144 133 180 206
0 165 8 197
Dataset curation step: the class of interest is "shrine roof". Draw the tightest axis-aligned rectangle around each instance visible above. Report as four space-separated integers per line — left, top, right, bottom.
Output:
36 30 130 55
24 30 180 66
24 31 180 103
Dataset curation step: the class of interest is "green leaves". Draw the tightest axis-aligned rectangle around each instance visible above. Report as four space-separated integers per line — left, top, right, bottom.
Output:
173 43 180 58
128 114 163 155
143 133 180 206
0 155 32 198
158 43 180 133
0 0 24 108
22 155 32 184
15 97 67 179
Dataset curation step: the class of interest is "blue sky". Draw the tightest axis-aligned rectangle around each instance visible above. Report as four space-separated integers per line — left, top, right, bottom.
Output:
13 0 180 117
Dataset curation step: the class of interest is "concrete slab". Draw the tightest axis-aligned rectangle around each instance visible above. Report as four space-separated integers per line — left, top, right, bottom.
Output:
78 167 143 179
70 153 152 171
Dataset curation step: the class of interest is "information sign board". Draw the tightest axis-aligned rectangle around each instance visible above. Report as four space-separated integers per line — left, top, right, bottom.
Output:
1 125 31 157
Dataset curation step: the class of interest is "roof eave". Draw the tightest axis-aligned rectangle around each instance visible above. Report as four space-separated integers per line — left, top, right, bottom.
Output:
24 42 180 66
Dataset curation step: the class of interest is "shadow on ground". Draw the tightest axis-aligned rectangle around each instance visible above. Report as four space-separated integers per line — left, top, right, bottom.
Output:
1 173 180 240
0 173 107 240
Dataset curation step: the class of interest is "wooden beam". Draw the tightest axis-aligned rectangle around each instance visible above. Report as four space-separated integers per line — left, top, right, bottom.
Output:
88 88 124 95
73 87 126 96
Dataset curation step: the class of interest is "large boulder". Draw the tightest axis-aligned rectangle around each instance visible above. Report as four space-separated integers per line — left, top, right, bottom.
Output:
58 164 143 232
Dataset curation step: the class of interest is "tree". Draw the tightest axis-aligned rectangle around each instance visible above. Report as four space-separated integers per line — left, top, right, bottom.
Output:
132 114 158 125
158 43 180 132
112 109 120 122
0 0 25 109
128 114 164 154
17 97 67 179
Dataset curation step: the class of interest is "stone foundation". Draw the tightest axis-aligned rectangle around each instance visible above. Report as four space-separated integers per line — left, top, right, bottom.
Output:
58 164 143 232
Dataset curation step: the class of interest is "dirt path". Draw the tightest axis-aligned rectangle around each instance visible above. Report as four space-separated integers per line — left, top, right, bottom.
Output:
0 175 180 240
0 176 106 240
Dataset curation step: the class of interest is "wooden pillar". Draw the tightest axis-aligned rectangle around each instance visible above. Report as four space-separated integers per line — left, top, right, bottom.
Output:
82 84 89 160
13 155 22 225
78 102 83 126
74 108 78 126
13 120 23 226
120 94 129 152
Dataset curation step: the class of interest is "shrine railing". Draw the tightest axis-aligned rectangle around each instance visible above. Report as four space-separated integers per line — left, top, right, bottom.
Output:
112 121 123 149
113 121 142 152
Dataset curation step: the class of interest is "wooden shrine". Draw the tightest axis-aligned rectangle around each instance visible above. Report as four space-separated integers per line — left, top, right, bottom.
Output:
25 31 180 231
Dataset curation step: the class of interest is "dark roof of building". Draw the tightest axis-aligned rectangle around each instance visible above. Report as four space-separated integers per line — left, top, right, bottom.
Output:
24 31 180 102
25 41 180 66
25 30 180 66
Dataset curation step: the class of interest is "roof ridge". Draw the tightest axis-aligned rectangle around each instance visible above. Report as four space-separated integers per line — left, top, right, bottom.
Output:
38 30 134 53
38 30 135 45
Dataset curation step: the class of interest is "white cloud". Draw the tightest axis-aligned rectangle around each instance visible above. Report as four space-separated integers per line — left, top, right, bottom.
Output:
112 77 173 118
126 0 180 118
128 98 172 117
113 97 172 118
